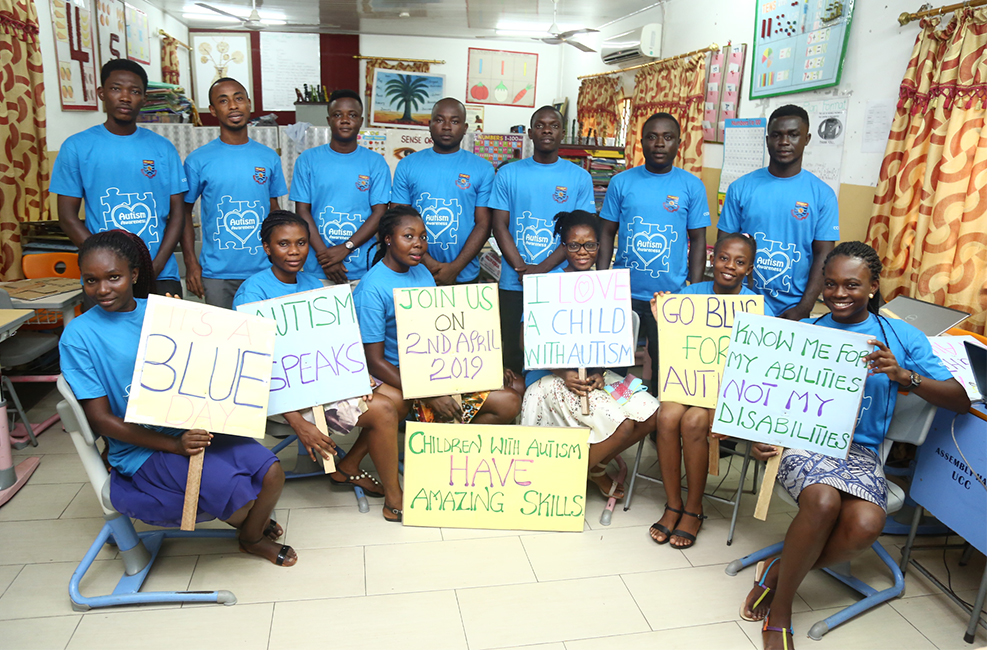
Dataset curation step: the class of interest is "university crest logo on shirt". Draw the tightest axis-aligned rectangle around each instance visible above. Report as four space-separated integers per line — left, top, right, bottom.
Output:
791 201 810 220
455 173 471 189
663 195 680 212
253 167 267 185
553 186 569 203
141 160 156 178
356 175 370 191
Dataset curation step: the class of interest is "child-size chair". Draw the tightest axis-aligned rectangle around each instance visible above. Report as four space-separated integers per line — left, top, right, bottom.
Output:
56 376 237 610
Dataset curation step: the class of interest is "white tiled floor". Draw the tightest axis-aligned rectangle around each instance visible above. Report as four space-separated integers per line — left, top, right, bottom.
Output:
0 388 986 649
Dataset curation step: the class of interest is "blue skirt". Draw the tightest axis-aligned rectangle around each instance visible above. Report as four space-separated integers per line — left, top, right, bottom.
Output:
777 443 888 512
110 435 279 528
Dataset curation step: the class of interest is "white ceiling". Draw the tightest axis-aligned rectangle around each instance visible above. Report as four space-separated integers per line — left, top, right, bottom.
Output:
150 0 661 39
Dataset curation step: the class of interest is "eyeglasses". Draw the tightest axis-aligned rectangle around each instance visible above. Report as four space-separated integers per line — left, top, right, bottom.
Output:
565 241 598 252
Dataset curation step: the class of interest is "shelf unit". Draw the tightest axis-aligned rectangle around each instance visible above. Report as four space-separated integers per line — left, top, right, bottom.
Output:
558 145 626 213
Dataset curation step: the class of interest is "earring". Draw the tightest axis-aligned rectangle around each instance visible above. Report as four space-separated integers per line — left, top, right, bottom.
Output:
869 293 874 298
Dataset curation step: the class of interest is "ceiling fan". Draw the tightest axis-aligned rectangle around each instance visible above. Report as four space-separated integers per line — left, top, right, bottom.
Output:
194 0 335 31
533 0 599 52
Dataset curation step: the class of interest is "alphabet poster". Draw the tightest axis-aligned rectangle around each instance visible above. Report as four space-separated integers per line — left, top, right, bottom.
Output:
393 283 504 400
522 269 634 371
51 0 99 111
95 0 126 68
657 293 765 408
237 285 372 415
403 422 589 531
125 296 277 438
711 312 872 459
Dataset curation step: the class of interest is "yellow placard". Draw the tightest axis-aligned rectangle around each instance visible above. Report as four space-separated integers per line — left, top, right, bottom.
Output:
393 283 504 400
657 293 765 408
124 295 276 438
403 422 589 532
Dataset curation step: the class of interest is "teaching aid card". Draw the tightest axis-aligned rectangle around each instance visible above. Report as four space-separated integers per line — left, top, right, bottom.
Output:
393 283 504 400
657 293 765 408
711 312 872 460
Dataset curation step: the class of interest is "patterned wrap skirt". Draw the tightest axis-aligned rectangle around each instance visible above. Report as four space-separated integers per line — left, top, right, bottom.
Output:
777 443 888 512
414 391 489 424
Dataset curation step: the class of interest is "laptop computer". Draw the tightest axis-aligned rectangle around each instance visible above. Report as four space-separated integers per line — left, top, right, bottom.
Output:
963 340 987 405
880 295 970 336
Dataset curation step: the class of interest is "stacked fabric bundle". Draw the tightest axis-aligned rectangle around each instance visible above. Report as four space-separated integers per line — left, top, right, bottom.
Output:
138 82 195 123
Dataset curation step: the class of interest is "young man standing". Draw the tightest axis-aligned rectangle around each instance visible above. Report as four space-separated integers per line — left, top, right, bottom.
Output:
181 77 288 308
717 104 839 319
290 90 390 283
390 98 493 286
597 112 710 394
489 106 595 374
52 59 187 297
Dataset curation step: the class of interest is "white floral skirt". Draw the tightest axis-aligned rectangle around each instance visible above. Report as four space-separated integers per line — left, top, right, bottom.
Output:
520 371 659 444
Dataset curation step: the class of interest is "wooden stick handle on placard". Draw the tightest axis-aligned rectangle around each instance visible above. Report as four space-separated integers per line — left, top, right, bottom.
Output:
313 405 337 474
708 436 720 476
180 451 204 531
579 367 590 415
753 447 784 521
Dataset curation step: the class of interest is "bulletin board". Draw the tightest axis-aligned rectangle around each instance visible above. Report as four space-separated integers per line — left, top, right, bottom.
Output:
749 0 855 99
704 43 747 143
124 3 150 65
260 31 321 111
192 32 252 112
466 48 538 107
95 0 126 67
50 0 99 111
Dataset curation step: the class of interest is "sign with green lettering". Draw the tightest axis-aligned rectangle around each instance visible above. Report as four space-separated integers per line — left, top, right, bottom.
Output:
403 422 589 531
711 312 873 459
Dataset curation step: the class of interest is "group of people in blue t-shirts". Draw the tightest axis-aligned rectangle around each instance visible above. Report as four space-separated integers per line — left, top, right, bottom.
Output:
53 59 971 650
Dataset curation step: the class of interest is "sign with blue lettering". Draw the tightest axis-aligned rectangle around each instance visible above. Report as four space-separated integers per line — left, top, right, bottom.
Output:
711 312 872 459
522 269 634 371
237 285 371 415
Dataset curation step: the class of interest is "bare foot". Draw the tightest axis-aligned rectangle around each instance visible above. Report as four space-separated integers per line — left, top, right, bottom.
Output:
589 472 625 499
649 505 683 543
239 536 297 567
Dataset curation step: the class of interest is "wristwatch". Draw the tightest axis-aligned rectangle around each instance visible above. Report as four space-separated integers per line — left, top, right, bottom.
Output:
343 240 355 251
903 371 922 390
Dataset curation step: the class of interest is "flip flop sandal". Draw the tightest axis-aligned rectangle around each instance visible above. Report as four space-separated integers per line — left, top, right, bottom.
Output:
650 505 683 545
239 537 295 567
763 615 794 650
668 510 707 549
383 506 402 523
740 557 780 621
264 519 283 540
331 469 384 497
588 463 625 499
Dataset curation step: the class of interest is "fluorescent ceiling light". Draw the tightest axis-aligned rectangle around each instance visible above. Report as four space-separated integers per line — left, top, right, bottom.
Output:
182 4 286 20
495 29 549 36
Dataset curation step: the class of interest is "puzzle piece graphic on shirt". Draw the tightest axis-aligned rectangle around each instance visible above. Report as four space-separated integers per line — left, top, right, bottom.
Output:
100 187 159 244
753 233 802 296
318 206 361 263
216 195 264 254
624 217 678 277
855 395 873 429
416 193 461 250
516 212 554 264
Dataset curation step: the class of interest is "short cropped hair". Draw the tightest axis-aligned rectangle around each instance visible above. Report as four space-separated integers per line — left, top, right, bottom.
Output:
768 104 810 129
100 59 148 91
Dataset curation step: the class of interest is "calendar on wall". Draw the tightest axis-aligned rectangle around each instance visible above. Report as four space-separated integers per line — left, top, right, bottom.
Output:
717 117 767 211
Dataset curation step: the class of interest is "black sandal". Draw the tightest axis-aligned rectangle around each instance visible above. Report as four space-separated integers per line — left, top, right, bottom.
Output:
239 536 295 567
650 505 683 545
330 469 385 497
669 510 707 549
264 519 283 540
383 505 402 523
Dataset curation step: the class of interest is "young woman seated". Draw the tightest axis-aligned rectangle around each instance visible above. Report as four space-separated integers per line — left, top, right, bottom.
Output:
60 230 295 566
739 241 970 650
232 211 403 522
519 210 658 500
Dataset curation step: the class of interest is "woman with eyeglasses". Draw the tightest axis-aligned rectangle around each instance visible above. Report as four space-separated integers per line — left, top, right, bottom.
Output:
520 210 658 500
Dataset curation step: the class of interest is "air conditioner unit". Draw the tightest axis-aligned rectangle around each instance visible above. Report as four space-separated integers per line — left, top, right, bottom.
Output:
601 24 661 66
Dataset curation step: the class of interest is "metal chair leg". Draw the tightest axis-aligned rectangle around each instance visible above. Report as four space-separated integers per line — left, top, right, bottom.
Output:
623 436 645 511
726 449 753 545
2 376 37 448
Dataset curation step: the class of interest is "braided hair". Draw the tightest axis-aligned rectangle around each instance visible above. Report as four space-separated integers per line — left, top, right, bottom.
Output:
370 205 421 267
78 229 153 299
260 210 310 259
553 210 599 243
823 241 883 315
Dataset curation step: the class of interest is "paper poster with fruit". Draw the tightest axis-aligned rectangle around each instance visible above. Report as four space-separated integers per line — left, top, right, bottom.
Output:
50 0 99 111
96 0 126 68
466 48 537 108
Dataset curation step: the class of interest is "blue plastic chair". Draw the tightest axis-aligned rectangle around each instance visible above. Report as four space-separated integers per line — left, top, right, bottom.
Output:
56 376 237 611
724 391 938 641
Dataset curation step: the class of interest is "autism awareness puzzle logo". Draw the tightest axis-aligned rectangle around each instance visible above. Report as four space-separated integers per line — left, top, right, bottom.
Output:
318 207 361 262
553 186 568 203
355 175 370 191
792 201 810 220
753 232 802 297
625 217 678 277
455 173 471 190
100 188 158 245
416 193 461 251
516 212 554 263
253 167 267 185
141 160 156 178
663 195 680 212
215 195 264 254
855 395 873 428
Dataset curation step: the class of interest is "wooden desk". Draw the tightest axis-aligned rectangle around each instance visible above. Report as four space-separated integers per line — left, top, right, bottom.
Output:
10 289 83 325
0 308 43 506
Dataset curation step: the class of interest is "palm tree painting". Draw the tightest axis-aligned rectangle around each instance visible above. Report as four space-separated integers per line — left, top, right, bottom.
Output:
371 70 445 127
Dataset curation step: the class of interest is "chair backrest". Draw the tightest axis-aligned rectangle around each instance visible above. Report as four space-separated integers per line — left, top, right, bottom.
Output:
0 288 13 310
22 253 80 280
56 375 116 516
877 390 939 464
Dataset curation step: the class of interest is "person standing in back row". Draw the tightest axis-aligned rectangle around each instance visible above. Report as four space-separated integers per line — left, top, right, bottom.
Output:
490 106 595 374
716 104 839 320
390 98 494 286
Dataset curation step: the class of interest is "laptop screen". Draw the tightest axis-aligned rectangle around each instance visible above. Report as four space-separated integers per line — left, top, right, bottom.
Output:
963 341 987 405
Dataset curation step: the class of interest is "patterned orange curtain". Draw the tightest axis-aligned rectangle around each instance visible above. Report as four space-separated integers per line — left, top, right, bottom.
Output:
161 34 180 85
865 8 987 334
363 59 430 125
576 76 622 142
624 52 706 175
1 0 49 279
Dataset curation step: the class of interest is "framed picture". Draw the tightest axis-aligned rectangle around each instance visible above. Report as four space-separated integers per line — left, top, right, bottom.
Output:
369 69 446 128
466 48 538 107
191 32 252 113
466 104 485 133
50 0 99 111
95 0 126 67
124 2 149 65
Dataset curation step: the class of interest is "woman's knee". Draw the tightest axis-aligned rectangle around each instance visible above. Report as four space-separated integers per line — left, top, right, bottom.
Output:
797 484 842 522
262 460 285 490
841 509 886 547
679 408 709 443
485 388 521 422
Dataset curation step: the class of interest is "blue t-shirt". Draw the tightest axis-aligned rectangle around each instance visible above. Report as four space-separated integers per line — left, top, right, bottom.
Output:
601 166 711 300
232 267 325 308
679 281 777 317
184 138 290 280
354 260 435 367
59 299 181 476
289 144 390 280
50 125 188 281
488 157 595 291
809 313 953 452
391 148 495 283
717 168 839 316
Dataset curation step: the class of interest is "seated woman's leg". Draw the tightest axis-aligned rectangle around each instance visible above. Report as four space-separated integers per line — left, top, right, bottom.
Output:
375 382 412 421
651 402 688 543
354 393 404 520
587 418 634 499
472 386 522 424
233 462 297 566
670 407 710 548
